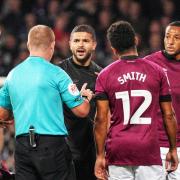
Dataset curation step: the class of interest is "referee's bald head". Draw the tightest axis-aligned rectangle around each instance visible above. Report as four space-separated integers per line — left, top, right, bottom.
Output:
27 25 55 51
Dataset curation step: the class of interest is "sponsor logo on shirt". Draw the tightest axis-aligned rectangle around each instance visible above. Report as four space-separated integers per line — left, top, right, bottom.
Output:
68 83 79 96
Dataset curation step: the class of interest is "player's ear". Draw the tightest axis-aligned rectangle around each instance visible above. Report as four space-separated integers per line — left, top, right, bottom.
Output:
69 40 72 51
50 41 55 50
111 47 118 56
27 42 30 51
92 41 97 50
135 36 139 46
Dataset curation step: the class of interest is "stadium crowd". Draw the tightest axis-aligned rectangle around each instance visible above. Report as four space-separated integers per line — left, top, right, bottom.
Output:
0 0 179 172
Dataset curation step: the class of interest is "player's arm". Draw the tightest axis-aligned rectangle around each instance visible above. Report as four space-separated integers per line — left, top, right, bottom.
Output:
94 99 109 179
94 100 109 156
71 83 93 117
71 99 90 118
160 101 179 172
0 129 4 153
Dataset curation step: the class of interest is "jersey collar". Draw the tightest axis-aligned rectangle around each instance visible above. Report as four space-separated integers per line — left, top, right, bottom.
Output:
121 55 139 60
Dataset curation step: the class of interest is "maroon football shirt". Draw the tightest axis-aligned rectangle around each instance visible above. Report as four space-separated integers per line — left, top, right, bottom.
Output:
95 56 171 166
145 51 180 147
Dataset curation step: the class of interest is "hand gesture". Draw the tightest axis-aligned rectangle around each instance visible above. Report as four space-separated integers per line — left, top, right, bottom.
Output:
80 83 93 102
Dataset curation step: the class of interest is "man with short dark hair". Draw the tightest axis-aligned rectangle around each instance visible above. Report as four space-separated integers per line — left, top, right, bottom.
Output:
144 21 180 180
94 20 178 180
58 24 102 180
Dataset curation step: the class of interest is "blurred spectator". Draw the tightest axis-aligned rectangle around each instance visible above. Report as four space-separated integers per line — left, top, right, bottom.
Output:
115 0 131 20
32 0 47 24
19 13 37 41
128 1 148 48
2 0 23 36
0 33 18 75
162 0 176 19
46 0 60 27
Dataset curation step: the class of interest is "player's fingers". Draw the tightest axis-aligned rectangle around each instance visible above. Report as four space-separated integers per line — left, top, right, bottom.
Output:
80 83 88 92
165 160 170 171
170 161 178 171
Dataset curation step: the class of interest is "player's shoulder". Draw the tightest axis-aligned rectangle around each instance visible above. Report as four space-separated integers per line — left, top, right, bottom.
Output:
91 61 103 72
57 57 72 70
144 50 164 62
98 60 120 77
141 57 165 77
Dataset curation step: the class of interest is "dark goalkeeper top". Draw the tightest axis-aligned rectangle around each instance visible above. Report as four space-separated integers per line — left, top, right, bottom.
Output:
58 57 102 160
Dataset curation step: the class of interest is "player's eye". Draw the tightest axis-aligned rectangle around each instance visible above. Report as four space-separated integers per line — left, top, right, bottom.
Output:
83 39 90 42
175 36 180 40
74 39 79 42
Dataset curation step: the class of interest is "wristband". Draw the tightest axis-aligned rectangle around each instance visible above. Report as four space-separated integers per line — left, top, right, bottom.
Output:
83 96 90 102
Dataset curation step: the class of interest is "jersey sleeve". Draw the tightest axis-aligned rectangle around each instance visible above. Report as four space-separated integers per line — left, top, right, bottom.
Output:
56 69 84 108
159 68 172 102
0 80 12 110
95 72 108 100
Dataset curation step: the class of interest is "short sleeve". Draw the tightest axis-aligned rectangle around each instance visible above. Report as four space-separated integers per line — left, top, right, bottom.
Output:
56 69 84 108
0 80 12 110
159 68 172 102
95 73 108 100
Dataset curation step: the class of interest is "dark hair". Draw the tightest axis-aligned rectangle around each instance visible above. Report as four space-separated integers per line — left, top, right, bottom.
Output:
107 21 136 53
70 24 96 41
168 21 180 27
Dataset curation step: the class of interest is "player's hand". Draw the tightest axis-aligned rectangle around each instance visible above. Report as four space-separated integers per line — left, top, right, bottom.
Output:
80 83 94 102
94 155 108 180
165 148 179 173
0 119 14 128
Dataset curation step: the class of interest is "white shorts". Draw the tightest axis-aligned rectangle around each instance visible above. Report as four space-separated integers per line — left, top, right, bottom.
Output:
160 147 180 180
108 165 165 180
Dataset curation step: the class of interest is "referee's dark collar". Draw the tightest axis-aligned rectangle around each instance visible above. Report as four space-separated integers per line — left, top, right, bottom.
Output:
121 55 139 60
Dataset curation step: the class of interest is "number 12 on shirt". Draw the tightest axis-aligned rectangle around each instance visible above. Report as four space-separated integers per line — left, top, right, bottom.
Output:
115 90 152 125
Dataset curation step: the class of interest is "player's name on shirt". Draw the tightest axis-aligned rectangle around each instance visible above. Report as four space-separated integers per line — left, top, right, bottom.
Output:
118 72 147 85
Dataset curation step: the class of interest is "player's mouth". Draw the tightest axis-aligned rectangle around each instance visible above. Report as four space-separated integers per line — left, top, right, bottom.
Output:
76 49 86 56
166 46 175 52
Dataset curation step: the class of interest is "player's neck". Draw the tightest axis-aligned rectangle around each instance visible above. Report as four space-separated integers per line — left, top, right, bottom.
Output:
118 49 138 59
175 53 180 60
73 56 91 67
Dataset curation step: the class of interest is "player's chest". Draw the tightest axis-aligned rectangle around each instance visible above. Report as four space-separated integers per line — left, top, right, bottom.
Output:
68 69 97 91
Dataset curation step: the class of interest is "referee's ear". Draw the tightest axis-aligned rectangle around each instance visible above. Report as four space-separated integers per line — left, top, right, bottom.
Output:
27 42 30 51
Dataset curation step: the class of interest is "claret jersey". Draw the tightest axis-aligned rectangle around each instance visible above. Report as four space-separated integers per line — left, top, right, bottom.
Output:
145 51 180 147
95 56 171 166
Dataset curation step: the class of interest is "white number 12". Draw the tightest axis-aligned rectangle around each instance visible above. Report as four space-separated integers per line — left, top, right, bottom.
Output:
115 90 152 125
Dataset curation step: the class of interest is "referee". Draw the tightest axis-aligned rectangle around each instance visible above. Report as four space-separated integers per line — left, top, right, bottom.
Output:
0 25 93 180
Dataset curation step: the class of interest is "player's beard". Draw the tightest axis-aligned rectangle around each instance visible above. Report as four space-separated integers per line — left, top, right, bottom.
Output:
74 51 92 65
165 49 180 58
